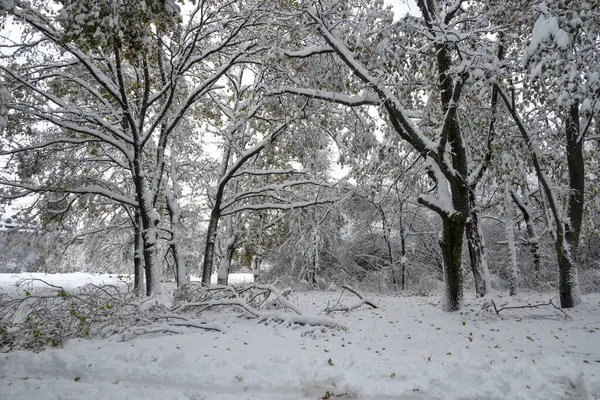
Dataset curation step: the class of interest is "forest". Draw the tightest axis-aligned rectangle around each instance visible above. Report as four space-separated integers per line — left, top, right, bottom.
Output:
0 0 599 398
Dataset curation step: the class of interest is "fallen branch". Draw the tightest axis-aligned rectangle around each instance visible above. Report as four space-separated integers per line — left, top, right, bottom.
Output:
259 312 342 329
175 284 346 330
324 285 378 314
1 279 222 351
178 299 262 318
489 299 571 320
252 284 301 315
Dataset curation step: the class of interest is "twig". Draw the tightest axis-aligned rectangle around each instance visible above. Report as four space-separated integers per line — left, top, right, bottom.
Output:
325 285 378 314
490 299 571 320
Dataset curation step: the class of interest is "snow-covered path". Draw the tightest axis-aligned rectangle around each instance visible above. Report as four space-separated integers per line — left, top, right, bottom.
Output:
1 276 599 399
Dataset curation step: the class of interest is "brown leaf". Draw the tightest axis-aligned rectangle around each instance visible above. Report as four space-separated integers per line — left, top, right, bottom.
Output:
584 360 590 364
446 352 452 355
390 373 396 378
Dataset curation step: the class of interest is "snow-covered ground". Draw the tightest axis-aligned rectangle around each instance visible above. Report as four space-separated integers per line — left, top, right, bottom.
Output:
1 273 599 399
0 272 253 296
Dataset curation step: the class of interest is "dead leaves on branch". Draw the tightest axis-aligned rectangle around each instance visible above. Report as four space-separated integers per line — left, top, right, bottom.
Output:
1 280 380 352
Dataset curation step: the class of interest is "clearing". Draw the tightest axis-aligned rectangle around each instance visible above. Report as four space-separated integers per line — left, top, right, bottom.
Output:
1 273 599 399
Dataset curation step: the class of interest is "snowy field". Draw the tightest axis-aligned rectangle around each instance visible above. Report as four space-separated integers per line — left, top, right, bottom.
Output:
0 272 254 296
1 273 599 399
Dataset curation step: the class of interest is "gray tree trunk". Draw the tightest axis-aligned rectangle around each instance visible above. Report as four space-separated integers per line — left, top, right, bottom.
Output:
166 178 186 287
133 211 145 297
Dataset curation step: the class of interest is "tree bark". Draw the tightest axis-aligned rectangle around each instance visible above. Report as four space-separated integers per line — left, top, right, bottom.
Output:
252 214 264 281
559 102 584 307
399 201 407 290
555 235 581 308
380 208 397 290
217 216 237 286
201 210 220 286
465 190 489 297
505 183 519 296
565 103 584 257
133 210 145 297
217 237 236 286
439 213 466 311
133 165 161 296
510 190 541 273
306 227 320 285
166 180 186 287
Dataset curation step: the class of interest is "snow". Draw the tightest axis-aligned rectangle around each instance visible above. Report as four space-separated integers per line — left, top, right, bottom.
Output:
0 272 254 295
0 273 128 296
526 15 560 62
1 274 599 399
193 273 254 285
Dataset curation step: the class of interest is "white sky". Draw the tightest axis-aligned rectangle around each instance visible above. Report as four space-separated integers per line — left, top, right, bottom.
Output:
386 0 419 18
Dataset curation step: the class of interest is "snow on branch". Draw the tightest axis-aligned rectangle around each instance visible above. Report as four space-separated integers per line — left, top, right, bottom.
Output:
324 285 378 314
281 45 334 58
173 284 346 330
220 197 340 216
303 7 437 157
220 179 331 211
270 87 380 107
0 279 222 351
0 137 103 155
416 159 455 217
0 180 138 208
233 168 309 178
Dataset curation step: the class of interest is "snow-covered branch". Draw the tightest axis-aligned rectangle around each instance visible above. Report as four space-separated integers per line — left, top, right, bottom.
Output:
0 180 138 208
221 197 340 216
220 179 330 211
270 87 380 107
282 45 334 58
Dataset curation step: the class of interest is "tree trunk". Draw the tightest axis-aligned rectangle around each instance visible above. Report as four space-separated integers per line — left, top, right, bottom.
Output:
555 235 581 308
558 103 584 307
171 238 186 287
217 216 237 286
510 190 541 274
565 103 584 259
381 210 397 290
141 219 160 296
217 236 236 286
201 210 220 286
504 184 519 296
465 219 486 297
399 202 407 291
135 178 161 296
133 211 145 297
166 183 186 287
440 213 466 312
306 228 319 285
465 188 491 297
252 214 264 281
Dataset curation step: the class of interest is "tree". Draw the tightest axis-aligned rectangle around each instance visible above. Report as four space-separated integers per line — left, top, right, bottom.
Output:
1 0 269 295
269 0 504 310
495 0 600 307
